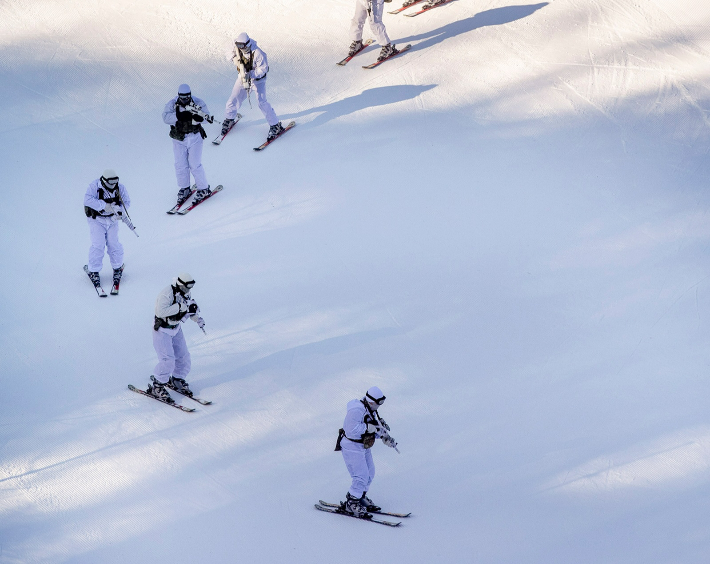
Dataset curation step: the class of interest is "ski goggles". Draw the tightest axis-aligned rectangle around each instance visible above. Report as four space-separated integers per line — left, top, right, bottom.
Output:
366 392 386 407
177 93 191 103
178 277 195 289
235 40 250 50
102 176 119 187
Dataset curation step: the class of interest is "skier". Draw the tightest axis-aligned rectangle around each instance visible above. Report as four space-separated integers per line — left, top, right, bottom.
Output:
335 386 398 517
221 33 285 141
162 84 213 208
348 0 399 61
83 169 130 290
148 273 206 404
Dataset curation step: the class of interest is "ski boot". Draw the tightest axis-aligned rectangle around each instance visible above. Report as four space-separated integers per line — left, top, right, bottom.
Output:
423 0 445 7
342 492 371 518
377 43 397 62
112 264 124 286
148 376 175 404
86 270 101 287
362 492 381 513
267 122 285 141
348 39 363 57
193 186 212 204
221 118 235 135
176 186 192 207
169 375 192 397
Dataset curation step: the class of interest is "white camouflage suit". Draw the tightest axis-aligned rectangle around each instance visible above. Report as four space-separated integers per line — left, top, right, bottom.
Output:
350 0 390 46
162 96 210 191
84 179 131 272
225 39 279 127
152 282 202 384
340 399 383 498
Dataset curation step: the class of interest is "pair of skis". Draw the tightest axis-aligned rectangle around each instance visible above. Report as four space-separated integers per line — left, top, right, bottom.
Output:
337 39 412 68
389 0 455 16
166 185 223 215
127 381 212 413
84 265 121 297
315 500 411 527
212 113 296 151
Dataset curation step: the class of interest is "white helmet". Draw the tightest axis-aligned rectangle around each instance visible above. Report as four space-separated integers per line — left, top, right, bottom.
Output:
364 386 386 410
175 272 195 293
101 169 119 188
234 32 252 52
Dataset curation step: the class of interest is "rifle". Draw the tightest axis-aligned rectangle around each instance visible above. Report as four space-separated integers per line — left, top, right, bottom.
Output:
120 213 139 237
179 100 214 124
375 414 400 453
379 427 400 454
116 190 138 237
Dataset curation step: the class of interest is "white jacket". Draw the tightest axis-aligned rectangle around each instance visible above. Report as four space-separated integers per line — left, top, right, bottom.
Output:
154 282 200 334
341 399 382 450
233 39 269 81
162 96 210 126
84 178 131 218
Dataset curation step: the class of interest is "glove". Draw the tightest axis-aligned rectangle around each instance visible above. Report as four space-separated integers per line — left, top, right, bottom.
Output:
191 113 204 123
366 422 380 434
188 302 199 314
103 203 116 215
178 302 188 314
382 435 397 448
113 205 123 218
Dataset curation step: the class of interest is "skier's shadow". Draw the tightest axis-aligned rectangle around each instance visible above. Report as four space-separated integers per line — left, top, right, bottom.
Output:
402 3 549 52
282 84 436 128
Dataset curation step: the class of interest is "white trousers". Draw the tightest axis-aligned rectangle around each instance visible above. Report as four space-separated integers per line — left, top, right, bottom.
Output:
87 217 123 272
172 132 208 191
225 77 279 126
341 443 375 498
152 326 191 384
350 0 390 45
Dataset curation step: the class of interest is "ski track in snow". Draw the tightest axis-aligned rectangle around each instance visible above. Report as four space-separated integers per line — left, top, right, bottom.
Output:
1 0 710 562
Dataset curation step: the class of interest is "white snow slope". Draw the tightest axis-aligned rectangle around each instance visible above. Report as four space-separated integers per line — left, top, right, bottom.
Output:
1 0 710 562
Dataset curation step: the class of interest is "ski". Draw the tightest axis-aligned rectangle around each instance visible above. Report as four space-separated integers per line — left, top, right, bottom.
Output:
404 0 455 16
212 113 242 145
362 44 411 69
84 265 107 297
388 0 426 14
177 185 224 215
165 382 212 405
253 121 296 151
337 39 375 65
318 500 411 518
314 504 401 527
167 185 196 214
128 384 196 412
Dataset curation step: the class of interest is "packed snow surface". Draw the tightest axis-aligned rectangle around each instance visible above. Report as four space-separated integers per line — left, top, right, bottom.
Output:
1 0 709 562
